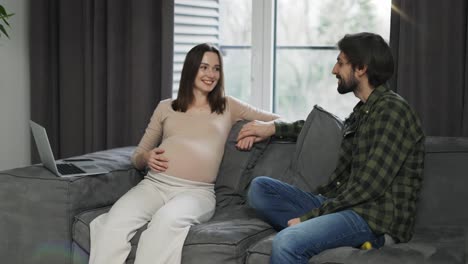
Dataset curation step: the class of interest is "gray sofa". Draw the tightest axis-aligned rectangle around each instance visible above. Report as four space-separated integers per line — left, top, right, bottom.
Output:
1 106 467 264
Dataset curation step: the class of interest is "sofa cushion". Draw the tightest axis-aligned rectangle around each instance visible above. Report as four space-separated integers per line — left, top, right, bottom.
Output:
73 205 274 264
243 105 343 195
74 207 110 255
415 137 468 227
182 205 275 264
73 206 141 263
72 241 90 264
215 105 343 209
287 105 343 192
214 120 275 208
246 226 466 264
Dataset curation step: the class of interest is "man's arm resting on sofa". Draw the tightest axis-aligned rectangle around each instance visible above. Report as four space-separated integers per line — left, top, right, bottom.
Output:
236 119 305 150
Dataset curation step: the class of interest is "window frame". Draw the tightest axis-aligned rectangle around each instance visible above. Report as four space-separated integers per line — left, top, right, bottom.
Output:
250 0 275 111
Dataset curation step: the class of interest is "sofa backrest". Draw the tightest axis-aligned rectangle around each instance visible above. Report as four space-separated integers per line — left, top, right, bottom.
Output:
415 137 468 227
214 119 280 208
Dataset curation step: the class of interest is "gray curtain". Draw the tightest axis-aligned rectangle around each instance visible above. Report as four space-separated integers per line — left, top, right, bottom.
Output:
29 0 173 161
390 0 468 136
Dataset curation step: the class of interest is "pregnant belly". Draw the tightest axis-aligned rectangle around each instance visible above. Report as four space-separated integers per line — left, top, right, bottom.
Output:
157 138 223 182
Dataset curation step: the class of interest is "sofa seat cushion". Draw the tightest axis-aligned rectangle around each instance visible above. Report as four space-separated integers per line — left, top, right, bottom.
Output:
73 206 142 262
73 207 109 253
182 206 274 264
73 205 274 264
246 226 466 264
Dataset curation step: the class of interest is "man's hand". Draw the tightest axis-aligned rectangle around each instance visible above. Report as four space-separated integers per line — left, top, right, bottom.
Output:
146 147 169 172
287 218 301 227
236 136 257 151
237 120 276 143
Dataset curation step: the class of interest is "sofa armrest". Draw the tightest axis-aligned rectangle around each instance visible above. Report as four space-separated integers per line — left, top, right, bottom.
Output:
0 147 143 264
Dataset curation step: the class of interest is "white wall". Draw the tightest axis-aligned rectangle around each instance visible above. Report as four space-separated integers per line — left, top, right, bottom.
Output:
0 0 30 170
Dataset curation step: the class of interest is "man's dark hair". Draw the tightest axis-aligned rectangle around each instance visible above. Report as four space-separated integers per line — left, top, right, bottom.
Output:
338 32 394 88
172 43 226 114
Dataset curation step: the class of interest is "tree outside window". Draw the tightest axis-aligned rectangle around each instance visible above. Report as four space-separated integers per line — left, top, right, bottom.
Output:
176 0 391 120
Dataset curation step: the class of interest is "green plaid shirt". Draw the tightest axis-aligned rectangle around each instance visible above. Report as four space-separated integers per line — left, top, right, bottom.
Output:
275 86 425 242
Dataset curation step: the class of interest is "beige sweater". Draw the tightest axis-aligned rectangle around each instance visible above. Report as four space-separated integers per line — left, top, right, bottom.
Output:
131 96 279 183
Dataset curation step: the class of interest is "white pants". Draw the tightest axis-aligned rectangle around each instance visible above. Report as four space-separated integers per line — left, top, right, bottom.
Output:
88 172 216 264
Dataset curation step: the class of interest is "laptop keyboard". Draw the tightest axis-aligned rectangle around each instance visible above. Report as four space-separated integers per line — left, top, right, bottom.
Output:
57 163 86 175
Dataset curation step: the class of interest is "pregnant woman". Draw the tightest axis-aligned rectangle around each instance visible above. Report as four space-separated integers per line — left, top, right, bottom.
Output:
88 43 279 264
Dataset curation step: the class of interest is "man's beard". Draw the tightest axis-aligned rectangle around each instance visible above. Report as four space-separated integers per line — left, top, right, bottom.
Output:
337 75 359 94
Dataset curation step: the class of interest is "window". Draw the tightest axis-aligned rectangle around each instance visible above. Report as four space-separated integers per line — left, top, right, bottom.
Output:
173 0 391 120
274 0 391 120
173 0 221 98
219 0 252 103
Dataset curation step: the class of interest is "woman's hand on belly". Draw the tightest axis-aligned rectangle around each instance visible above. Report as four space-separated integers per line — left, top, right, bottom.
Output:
146 147 169 172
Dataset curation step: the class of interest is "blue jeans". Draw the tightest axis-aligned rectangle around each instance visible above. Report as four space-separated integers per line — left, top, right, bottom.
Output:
247 176 384 264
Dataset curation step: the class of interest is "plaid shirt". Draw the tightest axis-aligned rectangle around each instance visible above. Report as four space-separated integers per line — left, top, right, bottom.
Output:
275 85 425 242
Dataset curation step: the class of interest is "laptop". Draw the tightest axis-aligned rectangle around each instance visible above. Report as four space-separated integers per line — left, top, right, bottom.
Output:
29 120 109 177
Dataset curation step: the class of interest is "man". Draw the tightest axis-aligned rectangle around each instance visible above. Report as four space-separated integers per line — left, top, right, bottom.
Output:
236 32 425 264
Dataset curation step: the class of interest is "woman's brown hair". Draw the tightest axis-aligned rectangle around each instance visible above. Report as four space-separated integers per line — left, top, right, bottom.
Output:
172 43 226 114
